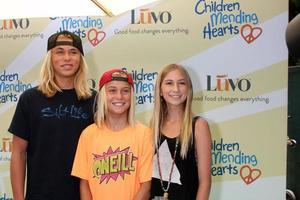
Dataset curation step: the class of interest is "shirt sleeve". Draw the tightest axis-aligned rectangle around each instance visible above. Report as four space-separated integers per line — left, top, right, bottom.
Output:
8 90 31 141
71 129 90 180
138 127 153 183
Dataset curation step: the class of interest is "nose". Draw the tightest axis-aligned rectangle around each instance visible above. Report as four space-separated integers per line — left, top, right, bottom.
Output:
115 90 123 99
173 83 179 92
64 52 71 61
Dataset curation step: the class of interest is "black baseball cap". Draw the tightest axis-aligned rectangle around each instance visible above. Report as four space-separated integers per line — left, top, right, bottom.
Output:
47 30 84 55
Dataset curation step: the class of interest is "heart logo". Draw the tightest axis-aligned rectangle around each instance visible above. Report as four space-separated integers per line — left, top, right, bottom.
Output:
240 24 262 44
240 165 261 185
88 28 106 46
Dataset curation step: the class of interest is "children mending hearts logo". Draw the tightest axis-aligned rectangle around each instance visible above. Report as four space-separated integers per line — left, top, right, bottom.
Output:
88 28 106 46
240 24 263 44
240 165 262 185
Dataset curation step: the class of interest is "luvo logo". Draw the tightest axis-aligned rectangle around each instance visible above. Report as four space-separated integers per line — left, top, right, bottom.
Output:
207 75 251 92
131 8 172 24
0 19 30 30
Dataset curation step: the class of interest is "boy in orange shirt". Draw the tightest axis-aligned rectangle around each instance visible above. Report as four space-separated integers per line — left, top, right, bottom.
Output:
72 69 153 200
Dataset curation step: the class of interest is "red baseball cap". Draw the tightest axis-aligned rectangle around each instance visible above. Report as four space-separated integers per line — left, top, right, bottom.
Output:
99 69 134 89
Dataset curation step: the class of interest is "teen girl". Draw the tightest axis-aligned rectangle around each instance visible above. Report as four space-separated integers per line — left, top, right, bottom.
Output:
150 64 212 200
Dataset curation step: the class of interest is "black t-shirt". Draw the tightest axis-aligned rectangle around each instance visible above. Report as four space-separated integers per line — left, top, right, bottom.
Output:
151 117 199 200
8 87 96 200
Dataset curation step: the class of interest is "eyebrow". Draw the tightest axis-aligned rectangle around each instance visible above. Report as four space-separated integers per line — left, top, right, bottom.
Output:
54 46 78 51
106 85 131 89
163 78 186 81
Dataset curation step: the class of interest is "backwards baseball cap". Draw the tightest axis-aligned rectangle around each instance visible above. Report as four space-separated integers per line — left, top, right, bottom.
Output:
47 30 84 55
99 69 134 90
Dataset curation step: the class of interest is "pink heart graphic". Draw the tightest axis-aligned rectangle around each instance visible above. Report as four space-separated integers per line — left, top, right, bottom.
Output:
240 165 262 185
241 24 262 44
88 28 106 46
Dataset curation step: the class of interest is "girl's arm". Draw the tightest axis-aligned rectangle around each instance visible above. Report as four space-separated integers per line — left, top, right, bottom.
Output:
194 118 212 200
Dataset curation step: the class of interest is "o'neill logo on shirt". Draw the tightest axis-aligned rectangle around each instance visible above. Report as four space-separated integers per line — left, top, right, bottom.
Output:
92 146 137 184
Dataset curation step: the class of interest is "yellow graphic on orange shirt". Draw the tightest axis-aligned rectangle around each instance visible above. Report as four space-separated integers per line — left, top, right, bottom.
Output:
92 146 137 184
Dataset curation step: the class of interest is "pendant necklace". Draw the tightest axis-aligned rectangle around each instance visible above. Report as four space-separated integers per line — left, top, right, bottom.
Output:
156 137 179 200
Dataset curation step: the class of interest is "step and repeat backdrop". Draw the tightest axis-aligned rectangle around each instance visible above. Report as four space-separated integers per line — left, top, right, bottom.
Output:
0 0 288 199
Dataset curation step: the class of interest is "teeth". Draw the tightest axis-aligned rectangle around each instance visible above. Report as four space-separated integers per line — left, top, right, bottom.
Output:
113 103 124 106
61 65 73 69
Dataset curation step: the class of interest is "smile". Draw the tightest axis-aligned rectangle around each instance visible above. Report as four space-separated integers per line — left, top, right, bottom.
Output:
112 102 125 106
169 95 181 98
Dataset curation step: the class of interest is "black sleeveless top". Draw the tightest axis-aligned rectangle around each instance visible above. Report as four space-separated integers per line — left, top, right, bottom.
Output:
150 117 199 200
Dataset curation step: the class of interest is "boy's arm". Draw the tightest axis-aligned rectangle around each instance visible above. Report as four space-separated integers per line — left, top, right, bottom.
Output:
80 179 93 200
134 181 151 200
10 135 28 200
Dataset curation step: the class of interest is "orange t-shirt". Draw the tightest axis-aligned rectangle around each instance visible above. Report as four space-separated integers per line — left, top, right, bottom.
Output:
72 123 153 200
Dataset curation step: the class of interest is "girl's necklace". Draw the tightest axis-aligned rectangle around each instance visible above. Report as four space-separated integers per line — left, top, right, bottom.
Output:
156 137 179 200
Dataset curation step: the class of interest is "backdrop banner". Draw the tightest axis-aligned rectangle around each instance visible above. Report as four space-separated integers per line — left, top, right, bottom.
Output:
0 0 288 199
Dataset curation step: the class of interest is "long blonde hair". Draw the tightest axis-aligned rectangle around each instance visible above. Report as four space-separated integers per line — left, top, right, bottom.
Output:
151 64 193 158
94 86 136 128
38 51 92 99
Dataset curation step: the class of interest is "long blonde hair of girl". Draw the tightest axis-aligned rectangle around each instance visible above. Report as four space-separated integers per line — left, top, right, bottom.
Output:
151 64 193 158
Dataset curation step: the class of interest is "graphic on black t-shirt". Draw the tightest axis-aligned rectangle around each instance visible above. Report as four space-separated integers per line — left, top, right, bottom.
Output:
41 104 89 119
